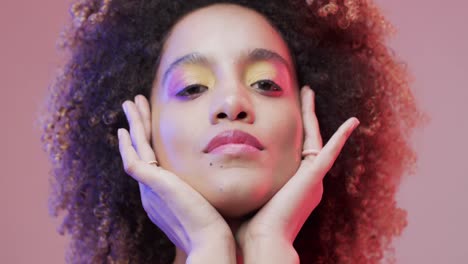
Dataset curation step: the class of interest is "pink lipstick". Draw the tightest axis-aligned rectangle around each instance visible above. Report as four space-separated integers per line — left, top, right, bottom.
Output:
203 130 264 154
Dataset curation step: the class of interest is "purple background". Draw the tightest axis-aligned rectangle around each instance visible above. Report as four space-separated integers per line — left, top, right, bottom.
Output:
2 0 467 262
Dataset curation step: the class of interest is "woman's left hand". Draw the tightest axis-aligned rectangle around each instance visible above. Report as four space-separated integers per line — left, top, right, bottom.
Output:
236 86 360 263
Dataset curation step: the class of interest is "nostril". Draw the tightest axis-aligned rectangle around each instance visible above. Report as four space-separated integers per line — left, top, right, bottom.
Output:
217 112 227 118
216 111 248 120
238 112 247 119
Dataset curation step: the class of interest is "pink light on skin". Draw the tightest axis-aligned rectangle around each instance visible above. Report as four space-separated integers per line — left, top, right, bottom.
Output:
150 4 304 222
163 54 292 101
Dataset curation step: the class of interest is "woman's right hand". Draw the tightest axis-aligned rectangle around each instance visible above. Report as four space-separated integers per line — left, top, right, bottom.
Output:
117 95 236 263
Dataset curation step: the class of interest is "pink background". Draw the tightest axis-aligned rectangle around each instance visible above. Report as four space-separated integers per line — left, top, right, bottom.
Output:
2 0 467 263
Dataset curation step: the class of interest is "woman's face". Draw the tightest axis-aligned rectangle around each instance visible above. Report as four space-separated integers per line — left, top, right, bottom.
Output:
151 4 303 218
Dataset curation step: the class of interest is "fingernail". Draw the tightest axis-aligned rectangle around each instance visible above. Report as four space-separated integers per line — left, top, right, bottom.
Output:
122 101 129 115
302 85 313 96
352 118 360 129
117 128 123 139
135 95 141 107
307 86 315 98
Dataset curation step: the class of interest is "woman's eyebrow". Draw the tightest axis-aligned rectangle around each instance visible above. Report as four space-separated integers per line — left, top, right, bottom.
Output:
162 48 291 85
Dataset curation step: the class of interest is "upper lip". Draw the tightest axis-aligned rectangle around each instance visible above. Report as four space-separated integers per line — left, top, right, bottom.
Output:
203 129 265 153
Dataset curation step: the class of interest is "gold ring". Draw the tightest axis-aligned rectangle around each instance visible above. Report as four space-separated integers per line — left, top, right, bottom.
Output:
148 160 159 166
302 149 320 157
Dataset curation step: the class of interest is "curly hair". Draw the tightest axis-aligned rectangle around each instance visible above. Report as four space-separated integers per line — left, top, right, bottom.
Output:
39 0 427 263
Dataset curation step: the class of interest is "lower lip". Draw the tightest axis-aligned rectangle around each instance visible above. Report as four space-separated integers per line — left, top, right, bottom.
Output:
208 144 261 155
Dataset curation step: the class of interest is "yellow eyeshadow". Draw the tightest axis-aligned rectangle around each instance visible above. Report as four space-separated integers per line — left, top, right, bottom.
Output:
179 64 215 86
244 61 278 85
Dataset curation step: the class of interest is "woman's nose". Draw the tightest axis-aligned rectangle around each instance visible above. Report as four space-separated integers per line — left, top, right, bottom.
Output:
209 84 255 125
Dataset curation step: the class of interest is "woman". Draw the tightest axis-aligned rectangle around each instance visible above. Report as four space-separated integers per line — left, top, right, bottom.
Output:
40 0 424 263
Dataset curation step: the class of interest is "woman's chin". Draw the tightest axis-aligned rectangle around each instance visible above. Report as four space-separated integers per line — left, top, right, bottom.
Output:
208 190 273 218
193 169 278 217
215 201 262 218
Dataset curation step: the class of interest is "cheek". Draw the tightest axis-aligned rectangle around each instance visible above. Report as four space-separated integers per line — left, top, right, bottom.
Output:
264 100 303 183
269 100 302 152
153 105 203 172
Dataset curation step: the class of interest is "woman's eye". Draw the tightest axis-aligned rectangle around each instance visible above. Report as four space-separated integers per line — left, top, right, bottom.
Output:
251 80 283 93
175 84 208 98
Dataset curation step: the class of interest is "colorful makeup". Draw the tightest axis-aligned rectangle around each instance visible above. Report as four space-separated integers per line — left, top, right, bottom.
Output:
245 61 277 83
165 60 290 98
167 64 215 96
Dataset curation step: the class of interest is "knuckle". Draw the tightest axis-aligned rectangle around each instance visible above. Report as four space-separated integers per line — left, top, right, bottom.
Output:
140 197 150 213
124 160 139 175
313 183 324 205
316 182 324 198
345 127 354 138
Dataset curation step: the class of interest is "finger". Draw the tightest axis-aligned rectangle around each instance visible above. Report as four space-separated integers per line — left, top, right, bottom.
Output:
118 128 222 230
262 117 359 240
137 181 222 250
135 95 151 142
301 86 323 162
133 163 225 238
122 100 156 162
118 128 180 193
117 128 156 185
311 117 359 176
118 127 202 200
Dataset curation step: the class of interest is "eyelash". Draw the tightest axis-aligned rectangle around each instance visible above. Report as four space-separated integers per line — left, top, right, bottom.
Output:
175 80 283 98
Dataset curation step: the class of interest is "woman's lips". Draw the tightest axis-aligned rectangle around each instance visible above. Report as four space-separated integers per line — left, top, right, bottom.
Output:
208 144 261 155
203 129 265 153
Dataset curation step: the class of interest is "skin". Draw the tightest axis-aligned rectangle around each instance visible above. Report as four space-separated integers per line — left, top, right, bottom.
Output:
118 4 359 264
150 4 304 219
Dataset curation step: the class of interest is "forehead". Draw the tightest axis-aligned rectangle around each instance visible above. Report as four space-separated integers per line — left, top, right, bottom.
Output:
158 4 292 71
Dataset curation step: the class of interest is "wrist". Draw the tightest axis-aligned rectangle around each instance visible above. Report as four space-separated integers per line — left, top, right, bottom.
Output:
187 233 237 264
241 236 299 264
